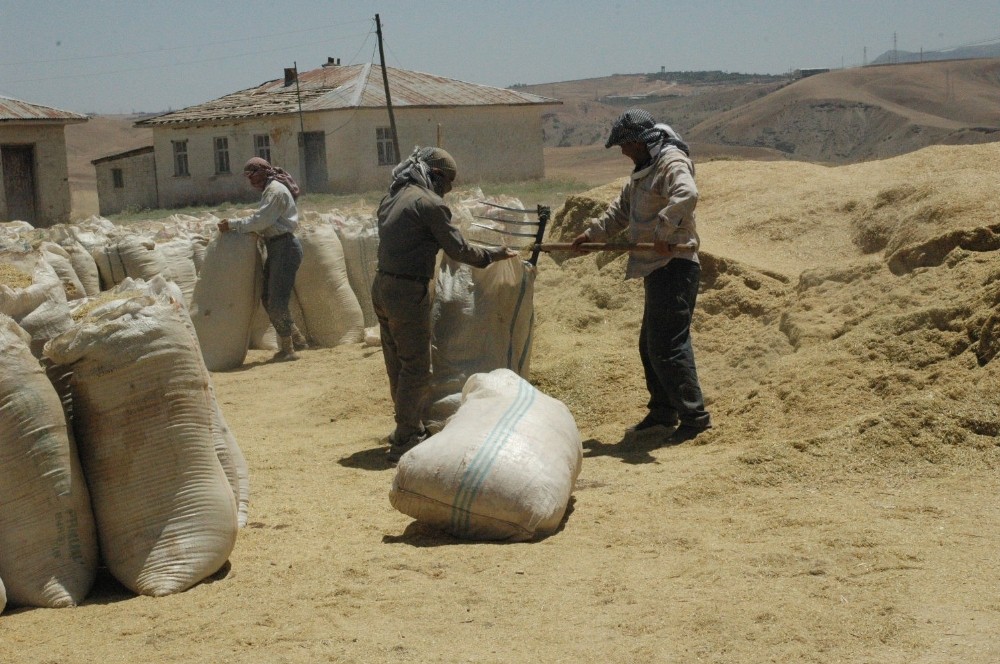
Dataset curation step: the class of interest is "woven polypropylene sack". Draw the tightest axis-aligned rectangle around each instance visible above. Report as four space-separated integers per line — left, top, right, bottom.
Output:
293 223 364 346
45 283 238 596
189 232 261 371
0 315 98 607
425 256 536 429
390 369 582 541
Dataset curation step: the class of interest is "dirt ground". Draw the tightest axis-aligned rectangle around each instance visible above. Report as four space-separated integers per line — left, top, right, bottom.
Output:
3 143 1000 663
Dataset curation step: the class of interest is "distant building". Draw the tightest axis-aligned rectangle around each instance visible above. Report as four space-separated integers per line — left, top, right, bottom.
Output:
91 146 157 216
0 95 87 227
123 60 561 208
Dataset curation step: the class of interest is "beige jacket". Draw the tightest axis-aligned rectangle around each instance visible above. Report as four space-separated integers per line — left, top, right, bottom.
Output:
585 145 700 279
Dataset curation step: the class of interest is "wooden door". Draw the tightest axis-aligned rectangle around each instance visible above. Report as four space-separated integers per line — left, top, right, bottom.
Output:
2 145 37 224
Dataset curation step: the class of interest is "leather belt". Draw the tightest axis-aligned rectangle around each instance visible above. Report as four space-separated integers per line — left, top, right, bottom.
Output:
377 269 428 283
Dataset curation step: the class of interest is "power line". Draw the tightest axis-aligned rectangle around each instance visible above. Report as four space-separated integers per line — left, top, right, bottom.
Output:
0 19 372 67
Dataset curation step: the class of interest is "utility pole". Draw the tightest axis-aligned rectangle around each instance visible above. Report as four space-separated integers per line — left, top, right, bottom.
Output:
375 14 400 163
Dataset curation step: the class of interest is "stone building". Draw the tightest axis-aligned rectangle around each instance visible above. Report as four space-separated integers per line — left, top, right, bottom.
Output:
92 146 158 216
0 95 87 227
128 60 560 208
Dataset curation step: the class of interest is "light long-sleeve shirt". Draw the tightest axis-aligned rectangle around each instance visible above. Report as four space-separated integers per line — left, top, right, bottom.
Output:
585 145 700 279
229 180 298 239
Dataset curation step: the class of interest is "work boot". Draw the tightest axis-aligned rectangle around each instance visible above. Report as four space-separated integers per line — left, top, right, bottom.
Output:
290 324 309 351
272 336 300 362
387 428 429 464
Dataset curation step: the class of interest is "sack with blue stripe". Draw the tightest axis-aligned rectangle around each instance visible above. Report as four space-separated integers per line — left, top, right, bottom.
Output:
390 368 582 541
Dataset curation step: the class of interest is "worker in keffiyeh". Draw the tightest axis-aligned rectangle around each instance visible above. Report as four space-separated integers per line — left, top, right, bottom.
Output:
573 108 712 444
372 146 517 463
218 157 307 362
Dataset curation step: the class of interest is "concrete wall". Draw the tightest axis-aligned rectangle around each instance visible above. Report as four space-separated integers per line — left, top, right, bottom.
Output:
322 106 546 193
0 123 73 227
148 105 546 205
152 118 300 209
94 150 158 215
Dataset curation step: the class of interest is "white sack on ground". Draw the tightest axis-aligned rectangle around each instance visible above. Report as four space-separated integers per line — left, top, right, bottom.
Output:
0 576 6 614
157 237 199 306
145 276 251 529
39 242 86 301
189 232 261 371
61 241 102 296
91 235 168 290
45 281 238 597
294 223 364 346
0 251 73 356
425 256 536 429
0 315 98 607
390 368 582 542
330 213 380 328
248 302 278 351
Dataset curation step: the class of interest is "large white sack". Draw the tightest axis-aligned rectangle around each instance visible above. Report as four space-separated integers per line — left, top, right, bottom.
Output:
0 315 98 607
189 232 261 371
45 282 238 596
294 223 364 346
425 256 536 429
390 369 582 541
0 251 73 356
144 276 251 529
329 213 379 328
0 576 6 614
157 237 199 306
61 241 102 296
39 241 86 301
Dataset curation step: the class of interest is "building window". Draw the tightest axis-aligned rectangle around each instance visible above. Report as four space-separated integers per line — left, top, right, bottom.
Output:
214 137 231 174
112 168 124 189
376 127 397 166
254 134 271 162
172 140 189 177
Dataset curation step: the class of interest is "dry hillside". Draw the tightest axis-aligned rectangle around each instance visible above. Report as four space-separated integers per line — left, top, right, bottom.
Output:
689 58 1000 162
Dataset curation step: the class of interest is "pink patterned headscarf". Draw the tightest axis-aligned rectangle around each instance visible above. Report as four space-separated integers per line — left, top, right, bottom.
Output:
243 157 301 199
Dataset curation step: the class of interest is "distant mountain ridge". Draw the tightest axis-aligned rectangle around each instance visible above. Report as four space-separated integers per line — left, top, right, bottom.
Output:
520 56 1000 163
871 42 1000 65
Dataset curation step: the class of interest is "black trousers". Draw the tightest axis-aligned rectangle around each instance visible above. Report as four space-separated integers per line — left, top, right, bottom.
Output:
640 259 711 428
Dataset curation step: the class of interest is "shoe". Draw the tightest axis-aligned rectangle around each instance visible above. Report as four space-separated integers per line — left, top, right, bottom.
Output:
387 429 428 464
290 325 309 351
628 413 678 433
664 424 710 445
272 336 300 362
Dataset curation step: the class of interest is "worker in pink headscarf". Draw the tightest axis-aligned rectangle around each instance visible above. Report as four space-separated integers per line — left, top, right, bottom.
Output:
218 157 306 361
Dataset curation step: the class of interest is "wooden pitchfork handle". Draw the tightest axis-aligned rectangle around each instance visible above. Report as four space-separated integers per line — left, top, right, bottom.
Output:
531 242 656 252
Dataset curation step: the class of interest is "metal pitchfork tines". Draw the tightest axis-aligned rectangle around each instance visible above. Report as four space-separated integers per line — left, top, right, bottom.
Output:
471 201 551 266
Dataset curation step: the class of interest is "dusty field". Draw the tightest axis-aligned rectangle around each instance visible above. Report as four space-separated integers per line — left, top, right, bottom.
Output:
3 143 999 663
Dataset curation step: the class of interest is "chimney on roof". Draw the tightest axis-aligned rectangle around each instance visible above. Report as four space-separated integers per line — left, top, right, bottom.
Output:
284 67 297 86
322 57 341 67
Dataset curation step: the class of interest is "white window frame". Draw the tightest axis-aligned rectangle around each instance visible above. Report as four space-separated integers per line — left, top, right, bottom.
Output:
214 137 231 174
172 140 190 177
376 126 396 166
254 134 271 162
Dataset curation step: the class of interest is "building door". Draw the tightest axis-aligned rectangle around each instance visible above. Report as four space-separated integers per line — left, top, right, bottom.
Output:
2 145 37 224
299 132 329 194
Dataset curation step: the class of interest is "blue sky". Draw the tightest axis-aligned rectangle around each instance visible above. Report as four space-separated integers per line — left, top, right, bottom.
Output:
1 0 997 114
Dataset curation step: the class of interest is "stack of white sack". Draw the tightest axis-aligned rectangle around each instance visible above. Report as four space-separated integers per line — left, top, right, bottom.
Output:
45 277 240 596
0 315 99 608
390 369 582 542
425 255 536 430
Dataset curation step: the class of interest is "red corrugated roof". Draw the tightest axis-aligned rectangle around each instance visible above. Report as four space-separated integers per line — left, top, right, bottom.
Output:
0 96 88 123
136 63 560 127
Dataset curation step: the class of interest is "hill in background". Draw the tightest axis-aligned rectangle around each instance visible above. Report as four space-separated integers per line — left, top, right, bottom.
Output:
63 58 1000 216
